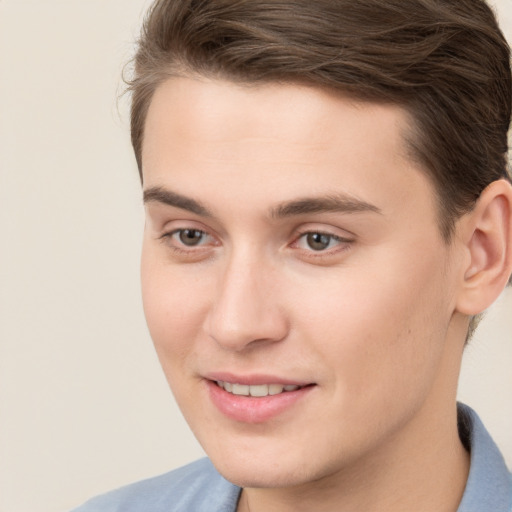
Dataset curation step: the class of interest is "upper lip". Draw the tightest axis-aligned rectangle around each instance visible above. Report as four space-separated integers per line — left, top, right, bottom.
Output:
205 372 313 387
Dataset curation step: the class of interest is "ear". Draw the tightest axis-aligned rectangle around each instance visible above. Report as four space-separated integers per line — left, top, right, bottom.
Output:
456 179 512 316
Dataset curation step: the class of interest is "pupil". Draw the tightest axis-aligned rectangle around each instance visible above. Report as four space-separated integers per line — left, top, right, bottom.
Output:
307 233 330 251
179 229 202 246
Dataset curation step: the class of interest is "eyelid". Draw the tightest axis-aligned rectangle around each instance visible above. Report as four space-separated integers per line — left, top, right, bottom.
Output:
162 228 206 242
160 228 215 245
156 217 215 237
292 223 355 242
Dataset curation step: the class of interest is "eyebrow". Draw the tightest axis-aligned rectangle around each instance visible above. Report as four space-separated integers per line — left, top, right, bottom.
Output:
143 187 212 217
270 194 381 218
143 186 381 219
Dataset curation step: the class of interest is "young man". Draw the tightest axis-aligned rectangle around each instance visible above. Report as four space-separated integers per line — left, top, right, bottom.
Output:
73 0 512 510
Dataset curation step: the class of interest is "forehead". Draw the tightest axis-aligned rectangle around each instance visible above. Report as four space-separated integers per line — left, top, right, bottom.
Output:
143 76 412 164
142 76 436 225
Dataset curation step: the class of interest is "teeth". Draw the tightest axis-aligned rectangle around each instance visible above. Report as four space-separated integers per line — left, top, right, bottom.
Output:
249 384 268 397
232 383 249 396
216 381 302 397
269 384 285 395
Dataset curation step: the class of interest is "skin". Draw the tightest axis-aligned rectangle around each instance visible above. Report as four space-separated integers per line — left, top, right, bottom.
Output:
140 76 475 512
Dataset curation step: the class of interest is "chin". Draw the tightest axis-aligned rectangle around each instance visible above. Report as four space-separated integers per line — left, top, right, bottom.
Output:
215 462 311 489
206 445 329 489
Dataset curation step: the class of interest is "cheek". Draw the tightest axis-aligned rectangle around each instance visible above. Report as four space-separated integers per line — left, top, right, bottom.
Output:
140 247 212 364
294 247 452 398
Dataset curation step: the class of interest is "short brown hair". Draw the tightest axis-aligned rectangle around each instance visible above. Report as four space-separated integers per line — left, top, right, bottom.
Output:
128 0 511 240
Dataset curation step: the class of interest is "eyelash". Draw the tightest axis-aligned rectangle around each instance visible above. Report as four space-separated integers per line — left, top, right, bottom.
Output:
159 228 354 259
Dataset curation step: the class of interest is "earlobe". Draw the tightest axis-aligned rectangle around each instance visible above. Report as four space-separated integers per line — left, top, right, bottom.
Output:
456 179 512 316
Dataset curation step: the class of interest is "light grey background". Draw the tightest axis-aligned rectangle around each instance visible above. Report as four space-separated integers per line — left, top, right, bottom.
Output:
0 1 510 511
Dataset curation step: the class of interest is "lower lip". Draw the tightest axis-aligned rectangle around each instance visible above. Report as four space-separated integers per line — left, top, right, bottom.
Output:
206 380 314 424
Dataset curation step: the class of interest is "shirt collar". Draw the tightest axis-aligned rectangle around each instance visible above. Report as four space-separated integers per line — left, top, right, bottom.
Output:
456 403 512 512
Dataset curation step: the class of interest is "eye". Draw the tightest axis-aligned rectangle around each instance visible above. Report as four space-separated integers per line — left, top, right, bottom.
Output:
294 231 350 252
160 228 215 249
304 232 334 251
175 228 207 247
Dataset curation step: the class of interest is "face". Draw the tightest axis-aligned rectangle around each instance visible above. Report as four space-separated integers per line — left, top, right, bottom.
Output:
141 77 464 489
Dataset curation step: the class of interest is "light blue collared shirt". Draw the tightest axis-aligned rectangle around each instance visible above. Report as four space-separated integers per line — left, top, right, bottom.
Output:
70 404 512 512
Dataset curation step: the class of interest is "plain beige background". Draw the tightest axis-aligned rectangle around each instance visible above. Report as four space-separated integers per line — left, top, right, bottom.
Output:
0 1 511 511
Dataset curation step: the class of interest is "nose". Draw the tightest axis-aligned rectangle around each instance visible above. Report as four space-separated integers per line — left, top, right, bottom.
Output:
205 252 289 352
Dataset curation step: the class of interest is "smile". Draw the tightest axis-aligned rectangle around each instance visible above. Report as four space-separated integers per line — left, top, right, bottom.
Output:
216 381 302 397
208 379 315 423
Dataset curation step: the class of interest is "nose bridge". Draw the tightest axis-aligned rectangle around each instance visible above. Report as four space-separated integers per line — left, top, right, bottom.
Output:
206 245 287 350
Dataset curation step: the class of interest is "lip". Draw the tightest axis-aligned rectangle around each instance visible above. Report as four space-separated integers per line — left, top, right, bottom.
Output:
205 374 315 424
205 372 310 387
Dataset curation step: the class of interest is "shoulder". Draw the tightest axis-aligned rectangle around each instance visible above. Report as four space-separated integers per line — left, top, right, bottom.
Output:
70 458 241 512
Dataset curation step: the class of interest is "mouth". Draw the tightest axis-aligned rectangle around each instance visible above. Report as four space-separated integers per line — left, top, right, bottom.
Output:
206 377 316 423
215 380 305 397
